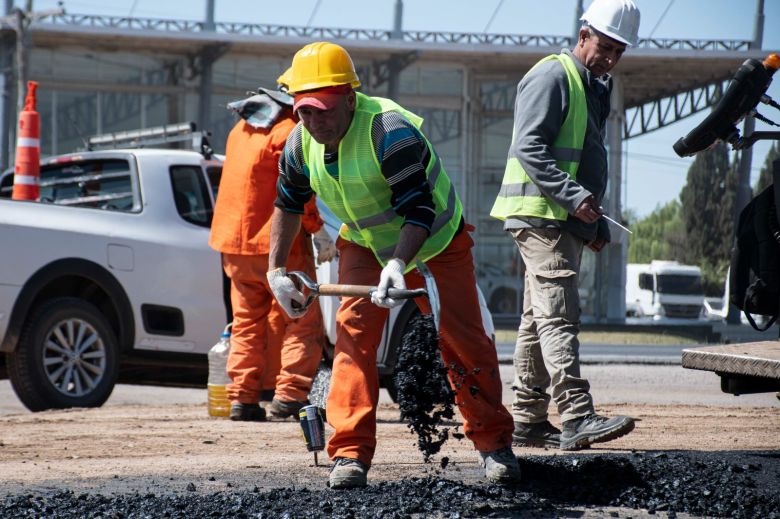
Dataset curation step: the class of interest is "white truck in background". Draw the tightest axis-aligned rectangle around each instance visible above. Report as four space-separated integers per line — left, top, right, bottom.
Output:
625 261 705 320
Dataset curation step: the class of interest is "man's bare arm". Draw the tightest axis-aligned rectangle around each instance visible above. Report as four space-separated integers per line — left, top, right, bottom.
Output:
269 207 302 271
391 224 429 266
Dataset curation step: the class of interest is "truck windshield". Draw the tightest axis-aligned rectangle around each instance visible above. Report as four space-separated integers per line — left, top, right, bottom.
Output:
1 159 136 211
656 274 703 295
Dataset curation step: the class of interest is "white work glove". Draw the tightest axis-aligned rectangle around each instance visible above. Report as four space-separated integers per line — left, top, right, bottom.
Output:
266 267 307 318
312 228 338 264
371 258 406 309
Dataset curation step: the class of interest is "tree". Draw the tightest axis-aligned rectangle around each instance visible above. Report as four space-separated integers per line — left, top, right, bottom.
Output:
754 141 779 194
678 142 737 295
627 199 685 263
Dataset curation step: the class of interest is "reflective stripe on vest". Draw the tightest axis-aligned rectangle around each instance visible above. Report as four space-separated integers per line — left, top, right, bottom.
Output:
303 92 463 270
490 53 587 222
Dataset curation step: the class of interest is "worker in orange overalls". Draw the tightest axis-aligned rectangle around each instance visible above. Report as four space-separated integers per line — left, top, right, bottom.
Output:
209 72 337 421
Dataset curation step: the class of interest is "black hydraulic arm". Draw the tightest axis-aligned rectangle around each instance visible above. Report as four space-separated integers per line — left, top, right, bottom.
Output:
673 54 780 157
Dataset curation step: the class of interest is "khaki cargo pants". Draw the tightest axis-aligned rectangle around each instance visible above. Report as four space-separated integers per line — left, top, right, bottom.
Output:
510 228 594 424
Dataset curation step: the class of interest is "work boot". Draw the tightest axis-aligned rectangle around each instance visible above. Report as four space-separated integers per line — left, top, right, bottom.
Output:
512 420 561 448
560 413 635 451
329 457 368 489
229 403 266 422
268 399 309 419
479 446 522 484
259 389 275 403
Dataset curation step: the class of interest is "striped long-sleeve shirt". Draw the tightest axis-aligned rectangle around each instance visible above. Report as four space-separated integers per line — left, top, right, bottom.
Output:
275 110 437 233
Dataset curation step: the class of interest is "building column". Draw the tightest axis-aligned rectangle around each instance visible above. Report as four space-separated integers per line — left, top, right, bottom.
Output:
603 74 627 323
0 30 12 171
1 0 16 170
197 0 216 132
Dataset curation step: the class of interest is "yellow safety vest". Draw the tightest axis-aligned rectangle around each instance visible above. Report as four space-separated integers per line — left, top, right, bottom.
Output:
490 53 587 221
302 92 463 270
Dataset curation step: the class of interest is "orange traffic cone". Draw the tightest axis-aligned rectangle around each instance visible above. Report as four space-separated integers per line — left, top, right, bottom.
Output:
12 81 40 201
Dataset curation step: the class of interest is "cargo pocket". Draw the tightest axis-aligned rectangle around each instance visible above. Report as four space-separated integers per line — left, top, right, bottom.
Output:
535 271 579 321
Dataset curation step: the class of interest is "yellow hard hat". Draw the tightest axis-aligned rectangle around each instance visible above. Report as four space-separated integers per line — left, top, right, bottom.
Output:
277 67 293 90
286 41 361 94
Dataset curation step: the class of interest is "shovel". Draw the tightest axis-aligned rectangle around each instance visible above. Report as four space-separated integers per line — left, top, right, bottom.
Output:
287 260 441 331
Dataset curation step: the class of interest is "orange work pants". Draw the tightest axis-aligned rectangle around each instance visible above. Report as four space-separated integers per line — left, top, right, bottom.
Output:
326 228 514 467
223 249 324 404
262 300 285 392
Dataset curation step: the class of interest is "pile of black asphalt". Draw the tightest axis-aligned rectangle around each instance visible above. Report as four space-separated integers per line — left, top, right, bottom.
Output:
3 450 779 518
393 313 457 462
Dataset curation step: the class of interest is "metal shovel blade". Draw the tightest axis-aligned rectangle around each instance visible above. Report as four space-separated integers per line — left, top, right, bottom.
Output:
415 260 440 333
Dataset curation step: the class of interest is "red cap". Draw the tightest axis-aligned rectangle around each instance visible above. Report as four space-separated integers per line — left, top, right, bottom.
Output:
293 84 352 112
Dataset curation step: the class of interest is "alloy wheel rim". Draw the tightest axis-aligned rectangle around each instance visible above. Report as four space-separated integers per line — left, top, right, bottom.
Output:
42 318 106 397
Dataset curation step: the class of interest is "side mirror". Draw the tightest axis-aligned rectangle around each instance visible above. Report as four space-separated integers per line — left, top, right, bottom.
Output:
638 273 653 291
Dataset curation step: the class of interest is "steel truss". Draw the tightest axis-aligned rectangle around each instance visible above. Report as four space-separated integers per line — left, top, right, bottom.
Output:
25 12 753 146
624 79 729 139
35 13 751 52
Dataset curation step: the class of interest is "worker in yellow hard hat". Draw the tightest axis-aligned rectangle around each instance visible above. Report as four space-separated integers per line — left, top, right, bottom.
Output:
266 41 519 489
276 66 293 94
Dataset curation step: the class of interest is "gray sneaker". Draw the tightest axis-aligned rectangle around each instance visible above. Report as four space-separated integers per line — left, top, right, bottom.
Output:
479 446 521 484
268 399 309 419
512 420 561 448
329 457 368 489
560 413 635 451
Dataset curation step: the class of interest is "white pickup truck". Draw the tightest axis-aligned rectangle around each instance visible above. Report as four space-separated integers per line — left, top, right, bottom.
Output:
0 146 494 412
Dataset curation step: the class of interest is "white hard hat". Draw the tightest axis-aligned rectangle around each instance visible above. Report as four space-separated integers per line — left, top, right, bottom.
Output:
580 0 641 47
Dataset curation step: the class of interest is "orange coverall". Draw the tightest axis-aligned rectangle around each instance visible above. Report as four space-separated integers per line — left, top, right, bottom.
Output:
327 227 514 467
209 116 324 405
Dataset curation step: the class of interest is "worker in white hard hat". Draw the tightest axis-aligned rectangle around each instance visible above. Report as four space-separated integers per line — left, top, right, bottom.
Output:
490 0 640 451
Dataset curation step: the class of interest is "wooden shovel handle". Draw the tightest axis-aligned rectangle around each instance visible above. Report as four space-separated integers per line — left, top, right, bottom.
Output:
318 284 373 297
317 284 427 299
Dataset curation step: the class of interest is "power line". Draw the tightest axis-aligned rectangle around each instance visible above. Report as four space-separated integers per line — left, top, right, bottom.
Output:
483 0 504 33
625 150 765 172
648 0 675 39
307 0 323 27
128 0 140 18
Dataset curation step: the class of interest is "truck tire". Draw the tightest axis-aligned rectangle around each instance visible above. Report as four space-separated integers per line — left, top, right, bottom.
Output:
379 305 448 404
380 304 421 404
7 297 120 412
489 287 518 315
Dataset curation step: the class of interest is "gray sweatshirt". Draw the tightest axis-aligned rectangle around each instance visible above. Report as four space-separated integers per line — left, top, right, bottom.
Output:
503 48 611 243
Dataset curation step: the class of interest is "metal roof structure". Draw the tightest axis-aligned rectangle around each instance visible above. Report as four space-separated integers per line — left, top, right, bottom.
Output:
21 12 774 140
0 10 774 323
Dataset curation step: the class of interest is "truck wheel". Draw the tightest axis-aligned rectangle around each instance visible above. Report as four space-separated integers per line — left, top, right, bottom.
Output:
308 361 332 410
381 304 421 404
489 287 518 315
382 305 451 405
7 297 119 412
381 374 400 403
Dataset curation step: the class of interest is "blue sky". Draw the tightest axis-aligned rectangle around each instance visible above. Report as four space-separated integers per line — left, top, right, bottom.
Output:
15 0 780 217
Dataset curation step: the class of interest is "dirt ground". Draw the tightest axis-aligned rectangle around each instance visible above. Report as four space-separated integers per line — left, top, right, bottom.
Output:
1 398 779 497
